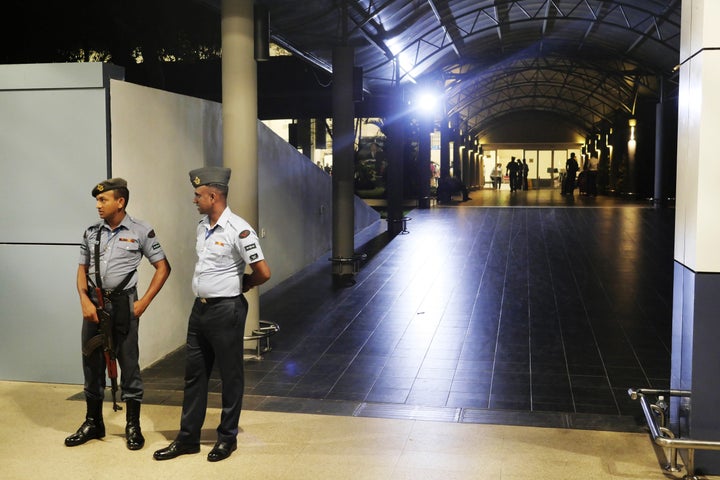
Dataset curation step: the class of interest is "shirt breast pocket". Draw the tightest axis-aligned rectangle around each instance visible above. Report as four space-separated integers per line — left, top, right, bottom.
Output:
117 236 141 257
207 241 232 260
198 238 232 260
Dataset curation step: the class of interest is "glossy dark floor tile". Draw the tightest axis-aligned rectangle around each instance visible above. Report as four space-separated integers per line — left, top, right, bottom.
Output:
142 190 674 432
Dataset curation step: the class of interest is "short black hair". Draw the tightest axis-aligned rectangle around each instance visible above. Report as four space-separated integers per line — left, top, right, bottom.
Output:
207 183 228 197
114 187 130 208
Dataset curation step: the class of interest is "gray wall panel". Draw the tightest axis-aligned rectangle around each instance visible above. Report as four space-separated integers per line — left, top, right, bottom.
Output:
0 88 108 243
0 244 82 383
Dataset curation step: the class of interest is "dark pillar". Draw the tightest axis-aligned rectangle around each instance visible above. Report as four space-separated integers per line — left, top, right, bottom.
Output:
331 46 356 285
386 88 405 236
440 118 451 179
297 118 312 160
452 130 461 177
417 117 432 208
654 101 664 207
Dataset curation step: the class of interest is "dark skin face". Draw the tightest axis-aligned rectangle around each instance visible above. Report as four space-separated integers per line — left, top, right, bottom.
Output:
95 190 126 229
193 185 227 225
191 183 271 291
193 185 216 215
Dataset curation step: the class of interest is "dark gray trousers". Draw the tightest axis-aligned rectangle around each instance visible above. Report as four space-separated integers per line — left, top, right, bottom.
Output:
176 295 247 445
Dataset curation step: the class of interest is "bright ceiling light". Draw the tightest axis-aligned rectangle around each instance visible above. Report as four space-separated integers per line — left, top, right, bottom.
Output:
416 91 438 112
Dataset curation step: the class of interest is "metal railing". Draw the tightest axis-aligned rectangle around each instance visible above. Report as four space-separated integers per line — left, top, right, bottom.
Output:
329 253 368 275
244 319 280 361
628 387 720 479
387 216 411 234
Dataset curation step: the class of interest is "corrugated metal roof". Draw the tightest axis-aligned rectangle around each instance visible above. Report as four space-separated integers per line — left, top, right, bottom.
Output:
254 0 680 136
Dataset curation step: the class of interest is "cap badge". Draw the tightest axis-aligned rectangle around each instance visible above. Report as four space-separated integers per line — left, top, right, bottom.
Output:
193 176 201 186
97 184 105 192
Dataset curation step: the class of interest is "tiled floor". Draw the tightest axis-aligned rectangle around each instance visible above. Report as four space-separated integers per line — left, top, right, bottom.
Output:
142 188 674 433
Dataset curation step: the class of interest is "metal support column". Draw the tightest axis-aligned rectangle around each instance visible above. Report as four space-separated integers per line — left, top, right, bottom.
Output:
386 87 406 237
417 116 432 208
440 118 450 179
654 100 664 207
330 45 357 286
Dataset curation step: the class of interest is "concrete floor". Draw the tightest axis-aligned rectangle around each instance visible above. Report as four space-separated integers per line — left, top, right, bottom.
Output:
0 380 693 480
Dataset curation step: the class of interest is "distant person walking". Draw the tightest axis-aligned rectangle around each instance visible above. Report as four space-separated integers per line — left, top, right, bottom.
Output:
586 154 599 196
520 158 529 190
506 157 519 192
562 153 579 195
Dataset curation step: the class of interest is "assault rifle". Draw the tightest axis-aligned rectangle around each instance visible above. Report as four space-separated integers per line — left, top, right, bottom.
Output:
82 288 122 412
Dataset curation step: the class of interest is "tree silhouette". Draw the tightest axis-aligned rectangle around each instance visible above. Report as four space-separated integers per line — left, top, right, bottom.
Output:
1 0 221 89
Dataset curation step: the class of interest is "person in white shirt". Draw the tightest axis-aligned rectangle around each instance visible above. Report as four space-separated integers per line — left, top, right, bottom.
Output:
154 167 270 463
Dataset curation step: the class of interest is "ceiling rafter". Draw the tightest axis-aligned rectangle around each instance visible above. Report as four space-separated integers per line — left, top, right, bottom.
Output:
252 0 680 137
427 0 463 58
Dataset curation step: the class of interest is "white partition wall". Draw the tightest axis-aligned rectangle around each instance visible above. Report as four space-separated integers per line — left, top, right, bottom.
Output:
108 79 221 370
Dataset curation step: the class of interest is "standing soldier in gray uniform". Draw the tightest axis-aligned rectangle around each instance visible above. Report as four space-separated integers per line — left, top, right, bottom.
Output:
65 178 171 450
154 166 270 463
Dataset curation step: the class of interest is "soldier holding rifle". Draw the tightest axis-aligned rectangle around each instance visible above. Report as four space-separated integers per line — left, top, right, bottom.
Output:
65 178 170 450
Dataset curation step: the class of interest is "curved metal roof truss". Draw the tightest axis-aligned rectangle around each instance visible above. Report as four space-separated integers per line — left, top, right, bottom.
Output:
254 0 681 138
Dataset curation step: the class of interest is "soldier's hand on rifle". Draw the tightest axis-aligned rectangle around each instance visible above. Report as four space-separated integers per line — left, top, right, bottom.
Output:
77 266 100 323
80 295 99 323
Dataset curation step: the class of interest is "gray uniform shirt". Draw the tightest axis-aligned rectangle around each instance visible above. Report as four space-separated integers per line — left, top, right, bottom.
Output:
79 214 166 290
192 206 265 298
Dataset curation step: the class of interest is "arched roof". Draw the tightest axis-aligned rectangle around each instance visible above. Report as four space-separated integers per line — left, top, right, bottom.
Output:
254 0 681 137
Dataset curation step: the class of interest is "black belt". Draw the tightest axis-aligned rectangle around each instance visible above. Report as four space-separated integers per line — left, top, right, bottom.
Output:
102 286 136 298
197 295 239 305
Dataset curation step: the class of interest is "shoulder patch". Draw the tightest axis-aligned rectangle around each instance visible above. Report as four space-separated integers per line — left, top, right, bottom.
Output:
239 230 251 239
148 229 156 238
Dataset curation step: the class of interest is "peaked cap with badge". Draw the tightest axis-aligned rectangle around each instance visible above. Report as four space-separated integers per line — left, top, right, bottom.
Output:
189 167 231 188
91 177 128 197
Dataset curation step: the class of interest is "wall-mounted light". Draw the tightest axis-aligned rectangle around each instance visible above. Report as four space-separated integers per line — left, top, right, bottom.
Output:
628 118 637 158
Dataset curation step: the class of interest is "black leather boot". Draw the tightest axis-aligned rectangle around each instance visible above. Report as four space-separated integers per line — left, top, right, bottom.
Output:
65 398 105 447
125 399 145 450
